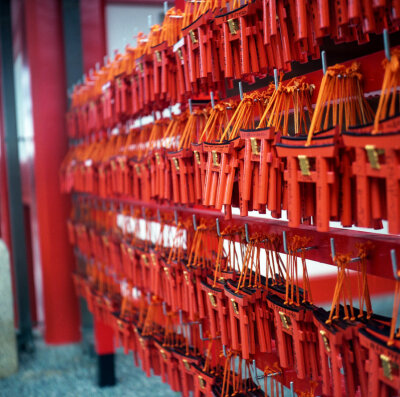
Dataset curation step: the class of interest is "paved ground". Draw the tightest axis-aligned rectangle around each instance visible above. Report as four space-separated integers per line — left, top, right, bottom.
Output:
0 296 394 397
0 333 180 397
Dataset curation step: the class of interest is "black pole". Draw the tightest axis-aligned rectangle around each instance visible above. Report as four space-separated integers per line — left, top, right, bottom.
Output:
0 0 33 352
61 0 115 387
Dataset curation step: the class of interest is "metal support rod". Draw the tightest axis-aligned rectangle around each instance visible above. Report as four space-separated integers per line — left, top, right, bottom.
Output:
199 323 220 341
188 98 193 114
244 223 250 243
273 69 279 89
157 208 161 222
178 309 199 326
321 50 327 75
283 230 288 254
179 309 184 327
216 218 221 237
290 381 295 397
330 237 361 263
210 91 215 109
383 29 391 61
330 237 336 260
238 81 244 100
391 249 399 280
256 371 282 380
283 231 317 254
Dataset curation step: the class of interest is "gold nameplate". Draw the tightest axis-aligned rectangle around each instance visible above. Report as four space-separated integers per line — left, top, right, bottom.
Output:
160 349 167 360
208 292 217 307
212 151 220 166
183 270 189 284
380 354 393 380
231 299 239 315
194 150 201 165
182 359 191 370
177 48 183 61
117 319 124 329
173 157 180 171
250 138 260 155
365 144 382 170
141 254 149 266
228 18 239 35
198 376 206 389
319 330 330 352
298 155 310 176
189 30 198 44
279 311 291 330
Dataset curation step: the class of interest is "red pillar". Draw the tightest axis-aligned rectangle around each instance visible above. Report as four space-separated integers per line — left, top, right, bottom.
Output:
80 0 107 73
175 0 185 11
23 0 80 344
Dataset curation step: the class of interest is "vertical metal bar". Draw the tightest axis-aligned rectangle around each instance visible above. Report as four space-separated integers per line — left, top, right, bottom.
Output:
274 69 279 89
330 237 336 261
0 0 33 351
383 29 391 61
391 249 399 280
216 218 221 237
282 231 288 254
244 223 250 243
321 50 327 75
290 381 295 396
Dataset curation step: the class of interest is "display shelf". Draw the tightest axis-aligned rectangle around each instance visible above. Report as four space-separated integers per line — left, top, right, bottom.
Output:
77 193 400 280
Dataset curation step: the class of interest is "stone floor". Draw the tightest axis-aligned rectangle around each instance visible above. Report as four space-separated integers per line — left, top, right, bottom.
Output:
0 295 395 397
0 333 180 397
